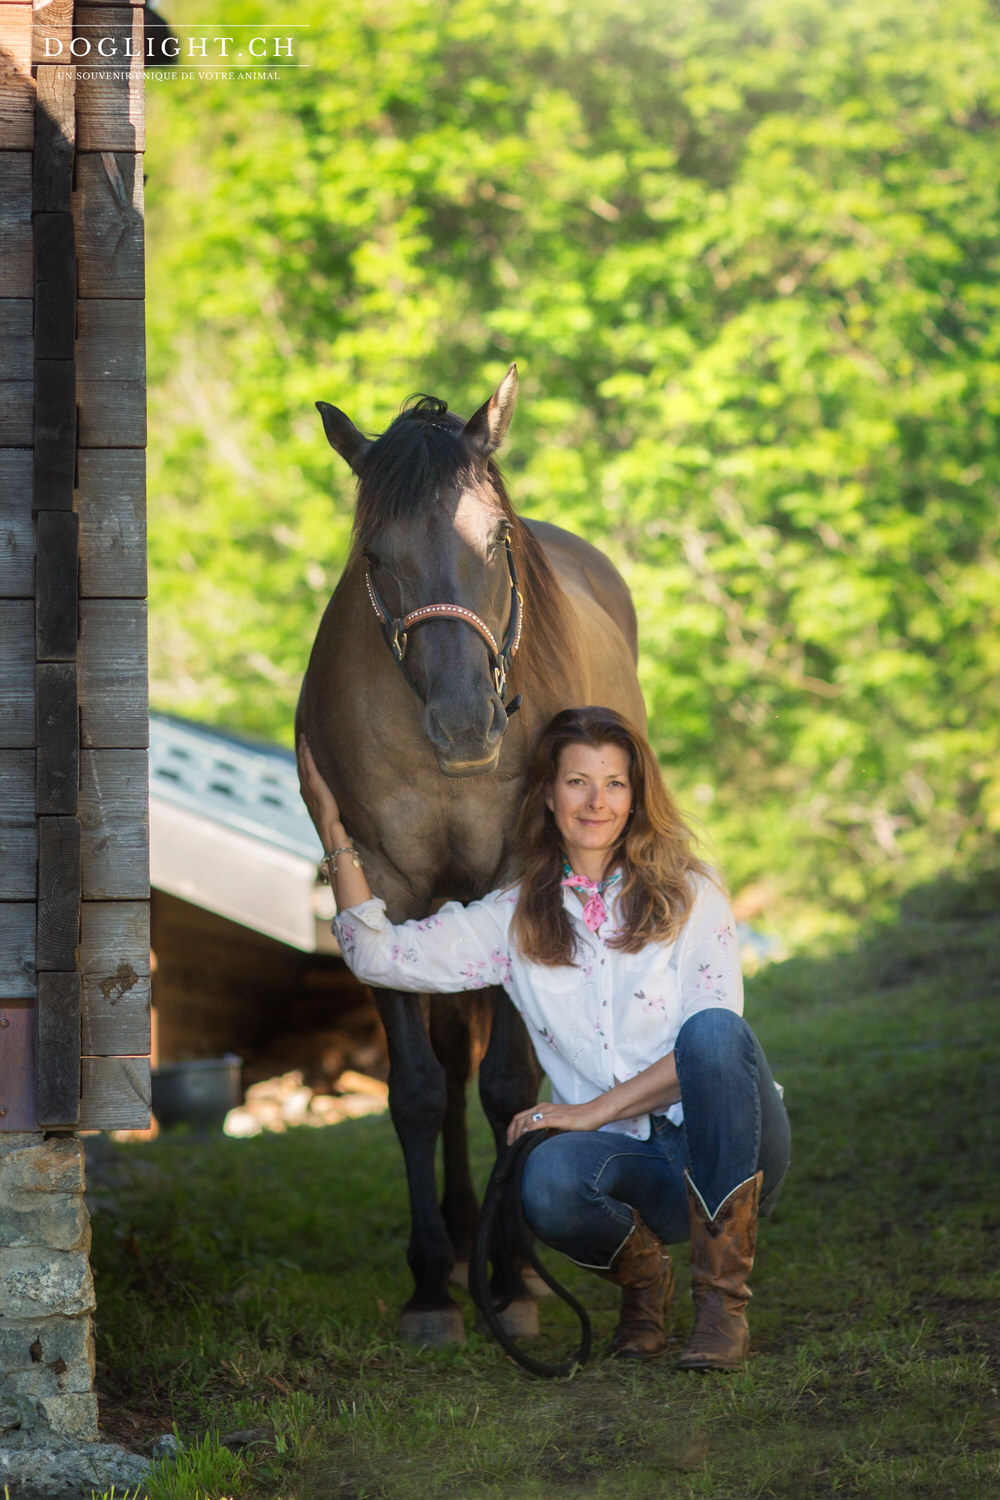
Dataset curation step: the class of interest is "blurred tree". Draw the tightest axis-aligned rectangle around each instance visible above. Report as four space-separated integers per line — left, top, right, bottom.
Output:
146 0 1000 933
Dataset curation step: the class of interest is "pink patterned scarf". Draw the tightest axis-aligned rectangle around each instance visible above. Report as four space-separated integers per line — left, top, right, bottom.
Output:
560 863 621 933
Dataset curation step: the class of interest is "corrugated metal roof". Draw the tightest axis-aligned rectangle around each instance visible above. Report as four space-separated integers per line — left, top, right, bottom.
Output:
149 712 323 861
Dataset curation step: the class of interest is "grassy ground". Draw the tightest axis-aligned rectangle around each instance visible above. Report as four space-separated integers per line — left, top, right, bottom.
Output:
88 868 1000 1499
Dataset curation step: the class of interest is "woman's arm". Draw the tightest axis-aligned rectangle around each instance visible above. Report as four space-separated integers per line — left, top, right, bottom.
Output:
297 737 510 995
507 1052 680 1143
297 738 373 910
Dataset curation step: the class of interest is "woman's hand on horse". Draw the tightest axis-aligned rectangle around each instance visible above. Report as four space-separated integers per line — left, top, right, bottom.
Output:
297 736 345 850
506 1098 608 1145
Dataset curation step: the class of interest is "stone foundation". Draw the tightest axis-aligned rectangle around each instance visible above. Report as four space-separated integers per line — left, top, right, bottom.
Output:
0 1134 97 1443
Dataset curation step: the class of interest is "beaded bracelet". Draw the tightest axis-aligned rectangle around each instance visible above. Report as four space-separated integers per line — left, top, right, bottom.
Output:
320 844 361 882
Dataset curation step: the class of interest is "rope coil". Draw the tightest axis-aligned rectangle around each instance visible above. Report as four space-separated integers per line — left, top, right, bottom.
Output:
469 1129 593 1378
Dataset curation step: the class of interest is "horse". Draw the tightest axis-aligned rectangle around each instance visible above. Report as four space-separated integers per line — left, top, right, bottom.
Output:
297 364 646 1345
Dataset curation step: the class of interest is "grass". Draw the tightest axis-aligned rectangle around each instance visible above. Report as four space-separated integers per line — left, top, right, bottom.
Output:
88 867 1000 1499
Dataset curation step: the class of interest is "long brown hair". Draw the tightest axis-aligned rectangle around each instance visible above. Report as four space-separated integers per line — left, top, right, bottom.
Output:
511 707 713 966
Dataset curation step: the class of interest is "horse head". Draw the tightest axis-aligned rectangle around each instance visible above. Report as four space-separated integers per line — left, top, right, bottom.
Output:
317 366 522 778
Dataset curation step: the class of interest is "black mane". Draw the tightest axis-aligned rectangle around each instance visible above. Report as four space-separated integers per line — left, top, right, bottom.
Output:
352 396 514 552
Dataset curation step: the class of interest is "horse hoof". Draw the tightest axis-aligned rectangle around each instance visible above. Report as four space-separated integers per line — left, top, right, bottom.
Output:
476 1297 539 1339
449 1260 469 1289
399 1306 466 1347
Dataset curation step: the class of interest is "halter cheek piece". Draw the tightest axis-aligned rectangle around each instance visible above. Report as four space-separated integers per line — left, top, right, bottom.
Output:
363 535 524 712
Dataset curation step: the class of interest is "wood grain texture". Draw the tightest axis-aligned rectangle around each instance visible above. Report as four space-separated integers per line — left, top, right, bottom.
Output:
0 901 35 999
76 300 145 448
74 7 144 152
74 152 143 299
0 2 33 150
36 816 81 970
33 64 75 213
76 298 144 380
0 600 34 748
77 449 146 597
36 661 79 815
35 971 81 1127
79 747 149 899
0 450 33 598
80 900 150 1055
78 1055 150 1130
0 297 31 379
0 155 32 298
79 599 147 747
31 0 73 66
35 508 79 660
33 358 77 508
34 212 77 360
0 749 36 899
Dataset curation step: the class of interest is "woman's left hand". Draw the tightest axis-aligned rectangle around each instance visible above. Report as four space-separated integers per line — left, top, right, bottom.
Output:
507 1098 608 1145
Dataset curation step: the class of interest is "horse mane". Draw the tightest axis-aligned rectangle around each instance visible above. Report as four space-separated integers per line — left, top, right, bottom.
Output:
350 395 580 703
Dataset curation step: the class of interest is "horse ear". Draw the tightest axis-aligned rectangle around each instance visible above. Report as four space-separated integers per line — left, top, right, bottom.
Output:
463 363 518 459
316 401 372 475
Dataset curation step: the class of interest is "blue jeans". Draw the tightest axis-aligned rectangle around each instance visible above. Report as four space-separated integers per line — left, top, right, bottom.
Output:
520 1008 791 1268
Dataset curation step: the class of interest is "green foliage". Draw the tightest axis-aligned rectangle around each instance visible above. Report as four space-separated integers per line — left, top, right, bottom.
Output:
146 0 1000 929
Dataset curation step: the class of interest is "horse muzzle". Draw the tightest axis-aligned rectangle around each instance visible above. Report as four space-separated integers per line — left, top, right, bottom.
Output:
436 748 502 779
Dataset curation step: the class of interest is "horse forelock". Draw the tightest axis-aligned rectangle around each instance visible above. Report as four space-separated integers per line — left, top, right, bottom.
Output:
351 398 515 554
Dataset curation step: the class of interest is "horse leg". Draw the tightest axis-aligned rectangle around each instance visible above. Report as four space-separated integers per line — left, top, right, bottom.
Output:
477 987 544 1335
429 997 480 1288
375 986 464 1346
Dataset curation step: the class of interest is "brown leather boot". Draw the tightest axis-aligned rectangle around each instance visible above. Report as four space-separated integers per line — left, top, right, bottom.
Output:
677 1169 762 1372
594 1209 674 1359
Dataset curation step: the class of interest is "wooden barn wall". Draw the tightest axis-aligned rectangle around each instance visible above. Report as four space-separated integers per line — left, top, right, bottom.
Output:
0 0 150 1131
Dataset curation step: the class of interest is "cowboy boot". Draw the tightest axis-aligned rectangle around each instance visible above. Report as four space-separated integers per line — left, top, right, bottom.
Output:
594 1208 675 1359
677 1169 762 1372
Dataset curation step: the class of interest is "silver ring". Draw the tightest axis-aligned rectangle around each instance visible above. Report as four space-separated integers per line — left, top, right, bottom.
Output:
530 1111 544 1123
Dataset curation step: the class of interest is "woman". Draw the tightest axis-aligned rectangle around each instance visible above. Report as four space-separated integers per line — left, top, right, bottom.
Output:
298 706 790 1370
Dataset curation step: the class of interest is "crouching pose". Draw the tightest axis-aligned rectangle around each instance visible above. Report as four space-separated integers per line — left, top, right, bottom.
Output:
299 706 791 1370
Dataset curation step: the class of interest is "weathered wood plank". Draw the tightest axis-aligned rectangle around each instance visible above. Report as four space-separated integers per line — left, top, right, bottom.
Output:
76 298 144 380
78 1055 150 1131
0 155 32 298
79 747 149 899
76 381 145 448
35 971 81 1127
0 1002 36 1132
34 212 76 360
0 382 32 445
77 449 146 597
80 900 150 1055
0 299 33 447
33 64 75 214
36 661 79 815
36 816 81 971
76 299 145 448
0 3 33 150
35 509 79 661
0 902 35 1000
0 450 33 597
0 750 35 900
31 0 73 66
74 7 144 152
0 600 34 748
74 152 143 299
0 298 31 380
79 599 148 748
32 358 76 508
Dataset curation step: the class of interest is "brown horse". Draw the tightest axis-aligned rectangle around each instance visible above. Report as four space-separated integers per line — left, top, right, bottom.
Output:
297 365 645 1344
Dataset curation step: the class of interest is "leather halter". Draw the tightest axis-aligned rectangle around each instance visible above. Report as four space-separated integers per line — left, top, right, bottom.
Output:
363 535 524 704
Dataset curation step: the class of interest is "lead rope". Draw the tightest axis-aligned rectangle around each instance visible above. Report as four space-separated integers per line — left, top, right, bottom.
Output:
469 1129 593 1378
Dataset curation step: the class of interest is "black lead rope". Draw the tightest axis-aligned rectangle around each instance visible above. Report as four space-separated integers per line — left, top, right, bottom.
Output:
469 1129 593 1378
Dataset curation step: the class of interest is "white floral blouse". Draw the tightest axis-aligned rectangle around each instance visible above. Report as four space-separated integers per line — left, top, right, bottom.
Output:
333 874 743 1140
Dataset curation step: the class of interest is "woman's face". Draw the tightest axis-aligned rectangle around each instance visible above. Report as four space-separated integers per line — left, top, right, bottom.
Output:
546 741 633 877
